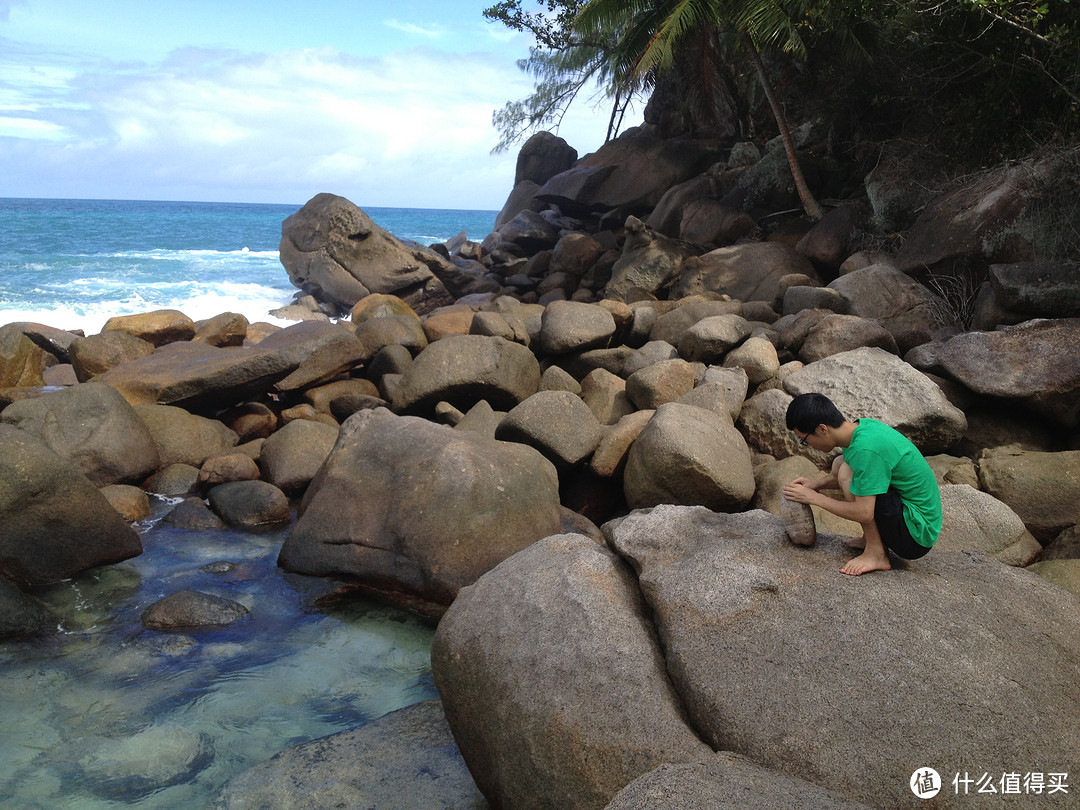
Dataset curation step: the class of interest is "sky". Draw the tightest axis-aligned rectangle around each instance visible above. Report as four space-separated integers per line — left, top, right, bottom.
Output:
0 0 619 210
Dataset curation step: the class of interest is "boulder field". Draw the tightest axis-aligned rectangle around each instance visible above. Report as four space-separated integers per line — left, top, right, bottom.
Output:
2 128 1079 807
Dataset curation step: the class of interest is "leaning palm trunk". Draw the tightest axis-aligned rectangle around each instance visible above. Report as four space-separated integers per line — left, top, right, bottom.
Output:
744 33 823 221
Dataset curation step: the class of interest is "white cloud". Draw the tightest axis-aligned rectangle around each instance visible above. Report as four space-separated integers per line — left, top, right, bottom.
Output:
383 19 445 38
0 39 614 208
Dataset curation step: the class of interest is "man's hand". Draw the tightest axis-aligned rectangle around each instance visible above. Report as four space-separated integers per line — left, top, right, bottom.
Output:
783 480 819 505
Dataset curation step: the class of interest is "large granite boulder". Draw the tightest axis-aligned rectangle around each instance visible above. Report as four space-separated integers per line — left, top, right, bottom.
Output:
0 575 56 639
937 484 1042 566
928 318 1080 428
604 756 874 810
797 314 899 363
214 701 485 810
0 324 46 388
494 390 603 470
279 193 457 315
5 321 79 364
516 130 578 187
539 300 616 355
783 347 967 454
535 128 722 216
828 264 948 353
0 381 160 486
977 446 1080 542
103 309 196 347
391 334 540 416
97 321 365 410
675 242 819 304
432 533 714 810
605 217 697 299
278 408 562 618
600 505 1080 809
0 424 141 586
987 261 1080 319
623 403 755 511
133 404 238 468
258 418 339 495
69 330 155 382
895 157 1061 275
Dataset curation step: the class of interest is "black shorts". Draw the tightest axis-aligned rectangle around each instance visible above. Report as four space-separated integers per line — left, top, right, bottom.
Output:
875 489 932 560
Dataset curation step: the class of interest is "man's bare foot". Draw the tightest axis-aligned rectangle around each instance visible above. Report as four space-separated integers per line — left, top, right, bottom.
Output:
843 535 866 549
840 550 892 576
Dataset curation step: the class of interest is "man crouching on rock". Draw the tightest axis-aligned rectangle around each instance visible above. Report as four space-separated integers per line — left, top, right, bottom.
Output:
781 393 942 576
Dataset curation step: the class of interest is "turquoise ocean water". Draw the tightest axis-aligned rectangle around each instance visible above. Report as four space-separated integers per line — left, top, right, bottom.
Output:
0 198 499 334
0 198 498 809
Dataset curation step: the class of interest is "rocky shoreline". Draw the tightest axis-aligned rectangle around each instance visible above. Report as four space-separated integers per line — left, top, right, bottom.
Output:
2 128 1079 807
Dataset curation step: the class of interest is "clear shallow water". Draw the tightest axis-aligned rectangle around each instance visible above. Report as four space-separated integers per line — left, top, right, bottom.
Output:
0 198 498 335
0 197 500 808
0 498 439 809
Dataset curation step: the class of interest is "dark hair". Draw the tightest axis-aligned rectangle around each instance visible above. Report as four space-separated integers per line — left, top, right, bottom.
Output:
786 393 846 433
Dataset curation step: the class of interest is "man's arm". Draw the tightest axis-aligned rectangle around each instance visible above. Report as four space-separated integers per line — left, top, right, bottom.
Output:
782 481 877 525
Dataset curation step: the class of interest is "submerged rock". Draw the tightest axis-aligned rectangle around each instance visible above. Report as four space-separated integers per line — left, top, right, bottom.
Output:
214 700 486 810
141 589 249 631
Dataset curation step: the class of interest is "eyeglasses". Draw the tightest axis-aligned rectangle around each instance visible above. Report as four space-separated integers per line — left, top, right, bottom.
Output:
798 432 809 446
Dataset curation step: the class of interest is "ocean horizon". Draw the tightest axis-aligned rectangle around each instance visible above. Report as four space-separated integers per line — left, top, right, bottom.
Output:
0 197 500 335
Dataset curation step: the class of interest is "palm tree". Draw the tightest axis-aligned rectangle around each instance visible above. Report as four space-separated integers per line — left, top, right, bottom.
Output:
576 0 827 219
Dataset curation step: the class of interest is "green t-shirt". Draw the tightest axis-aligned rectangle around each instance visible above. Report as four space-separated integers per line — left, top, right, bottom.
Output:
843 418 942 548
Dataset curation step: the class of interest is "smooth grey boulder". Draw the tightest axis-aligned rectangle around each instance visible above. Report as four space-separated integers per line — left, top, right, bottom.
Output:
497 209 560 254
258 418 339 495
133 403 238 468
97 321 364 410
828 264 950 353
495 390 603 469
69 330 155 382
279 193 458 314
103 309 196 347
676 314 751 364
606 217 698 299
605 505 1080 810
141 589 249 630
539 300 616 355
932 318 1080 428
0 424 141 585
937 484 1042 566
279 409 562 618
161 497 227 531
391 334 541 416
0 575 56 639
0 381 160 487
797 314 899 363
214 700 486 810
432 533 714 810
675 242 818 303
624 403 755 511
722 335 779 386
207 481 290 528
648 300 743 347
625 358 696 410
603 755 873 810
988 261 1080 318
142 463 200 497
783 347 967 454
622 339 679 377
5 321 79 364
535 128 721 216
977 447 1080 541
